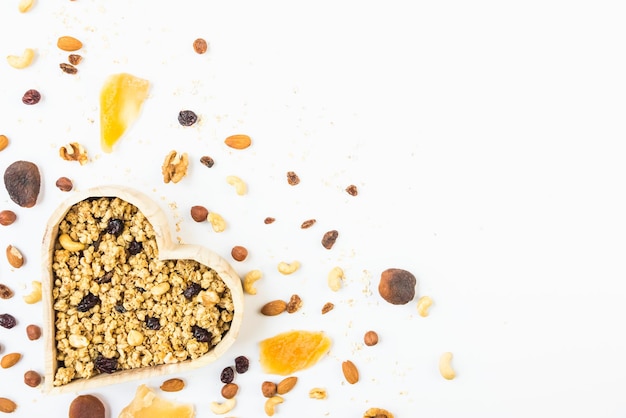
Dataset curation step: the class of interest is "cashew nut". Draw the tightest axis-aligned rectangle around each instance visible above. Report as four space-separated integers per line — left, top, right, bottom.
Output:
207 212 226 232
277 261 300 275
243 269 262 295
6 48 35 69
59 233 85 252
417 295 433 317
23 281 42 304
69 334 88 348
209 397 236 415
308 387 327 399
18 0 34 12
150 282 170 296
200 290 220 307
226 175 247 196
327 266 344 291
264 395 283 416
439 352 456 380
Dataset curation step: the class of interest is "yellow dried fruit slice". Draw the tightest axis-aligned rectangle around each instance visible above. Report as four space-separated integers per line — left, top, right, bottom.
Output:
259 330 332 375
99 73 150 153
118 384 194 418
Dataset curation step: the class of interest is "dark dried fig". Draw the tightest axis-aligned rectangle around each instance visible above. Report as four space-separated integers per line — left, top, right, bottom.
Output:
378 268 417 305
3 161 41 208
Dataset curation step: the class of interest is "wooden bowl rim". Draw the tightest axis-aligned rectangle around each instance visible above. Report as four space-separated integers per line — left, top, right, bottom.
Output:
41 185 244 394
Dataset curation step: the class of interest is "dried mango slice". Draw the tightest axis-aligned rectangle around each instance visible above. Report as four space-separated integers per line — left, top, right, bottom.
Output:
259 330 332 375
99 72 150 153
118 384 194 418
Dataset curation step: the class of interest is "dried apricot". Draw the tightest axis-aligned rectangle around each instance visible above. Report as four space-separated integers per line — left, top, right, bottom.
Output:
259 330 332 375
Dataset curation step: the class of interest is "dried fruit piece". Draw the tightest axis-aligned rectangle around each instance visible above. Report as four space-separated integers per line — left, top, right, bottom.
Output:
0 398 17 413
100 73 150 153
346 184 359 196
22 89 41 104
342 360 359 384
0 284 13 299
321 230 339 249
224 134 251 149
193 38 208 54
259 330 332 375
234 355 249 373
220 366 235 383
178 110 198 126
57 36 83 51
119 385 194 418
4 160 41 208
94 355 117 374
0 313 17 329
264 217 276 224
286 171 300 185
69 394 105 418
378 268 417 305
160 378 184 392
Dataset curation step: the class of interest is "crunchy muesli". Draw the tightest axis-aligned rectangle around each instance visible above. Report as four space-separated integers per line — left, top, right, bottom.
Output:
51 197 234 386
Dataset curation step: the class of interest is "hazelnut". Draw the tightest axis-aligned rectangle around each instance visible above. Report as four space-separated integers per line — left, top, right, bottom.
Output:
378 268 417 305
221 383 239 399
231 245 248 262
0 210 16 226
26 324 41 340
24 370 41 387
55 176 73 191
190 205 208 222
261 381 277 398
364 330 379 346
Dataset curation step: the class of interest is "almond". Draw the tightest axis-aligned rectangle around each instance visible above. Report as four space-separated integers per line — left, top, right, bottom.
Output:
224 134 251 150
276 376 298 395
1 352 22 369
0 398 17 413
57 36 83 51
160 378 184 392
6 245 24 268
342 360 359 384
221 383 239 399
260 300 287 316
0 135 8 152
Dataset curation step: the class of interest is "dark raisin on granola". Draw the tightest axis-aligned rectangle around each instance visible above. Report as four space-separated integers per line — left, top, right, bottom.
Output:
128 240 143 255
234 355 249 374
94 355 118 374
191 325 211 342
95 271 113 284
220 366 235 383
105 218 124 236
77 293 100 312
178 110 198 126
145 316 161 330
114 304 126 314
183 282 202 299
0 313 17 329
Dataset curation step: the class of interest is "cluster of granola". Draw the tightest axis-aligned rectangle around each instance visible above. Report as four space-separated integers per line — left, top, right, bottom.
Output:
51 197 234 386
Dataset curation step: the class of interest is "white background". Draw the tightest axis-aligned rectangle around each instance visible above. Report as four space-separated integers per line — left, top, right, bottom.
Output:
1 0 626 417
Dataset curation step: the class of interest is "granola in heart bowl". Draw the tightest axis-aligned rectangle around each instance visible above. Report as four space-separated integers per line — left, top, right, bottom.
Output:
41 186 244 394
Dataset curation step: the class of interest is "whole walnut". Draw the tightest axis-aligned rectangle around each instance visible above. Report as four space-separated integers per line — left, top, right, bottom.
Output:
378 268 416 305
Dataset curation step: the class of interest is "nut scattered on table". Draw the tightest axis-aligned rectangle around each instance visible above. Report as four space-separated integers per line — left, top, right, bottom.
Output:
18 0 35 13
57 35 83 51
301 219 316 229
160 378 184 392
59 142 89 165
0 210 16 226
309 387 327 399
321 302 334 314
264 395 283 416
378 268 417 305
193 38 208 54
26 324 41 340
0 398 17 413
221 382 239 399
0 284 14 299
56 177 74 192
345 184 358 196
209 398 236 415
190 205 208 222
439 352 456 380
363 330 379 346
276 376 298 394
162 150 189 183
277 260 300 275
22 88 41 105
24 370 42 387
321 229 339 249
261 300 287 316
417 295 433 317
7 48 35 69
6 244 24 268
231 245 248 261
286 171 300 185
1 353 21 369
0 134 8 151
243 269 262 295
224 134 251 150
261 381 277 398
60 62 78 74
363 407 394 418
68 54 82 65
286 294 302 313
22 280 42 304
341 360 359 384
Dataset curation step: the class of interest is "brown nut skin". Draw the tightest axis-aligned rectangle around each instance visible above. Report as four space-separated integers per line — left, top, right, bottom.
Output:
55 176 73 191
364 330 379 346
221 383 239 399
26 324 41 340
0 210 17 226
24 370 42 387
378 268 417 305
190 205 208 222
261 381 277 398
68 394 105 418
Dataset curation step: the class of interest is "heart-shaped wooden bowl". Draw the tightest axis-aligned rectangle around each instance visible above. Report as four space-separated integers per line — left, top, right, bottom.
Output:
41 186 244 394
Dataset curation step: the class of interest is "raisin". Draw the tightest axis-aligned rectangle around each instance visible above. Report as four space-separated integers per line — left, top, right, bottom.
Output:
22 89 41 105
145 317 161 330
191 325 211 342
105 218 124 236
95 271 113 284
178 110 198 126
234 355 249 374
220 366 235 383
183 282 201 299
94 355 118 374
114 304 126 314
321 229 339 249
77 293 100 312
0 313 17 329
128 240 142 255
200 155 214 168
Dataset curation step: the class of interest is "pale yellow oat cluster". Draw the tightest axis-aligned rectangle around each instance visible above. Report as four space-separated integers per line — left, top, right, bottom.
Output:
51 197 234 386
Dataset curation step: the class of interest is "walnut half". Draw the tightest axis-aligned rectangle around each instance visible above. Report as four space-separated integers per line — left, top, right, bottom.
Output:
162 150 189 183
